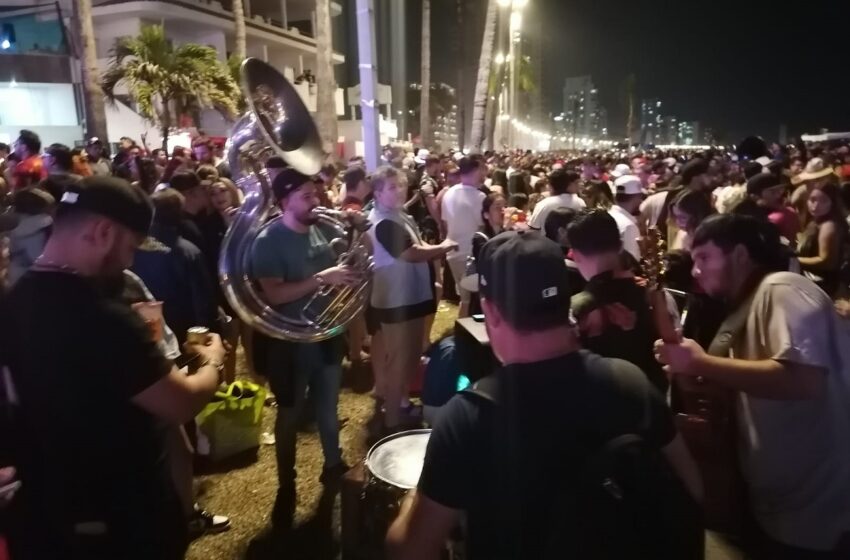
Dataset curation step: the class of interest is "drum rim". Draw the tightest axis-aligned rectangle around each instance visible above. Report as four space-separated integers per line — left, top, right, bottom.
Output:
365 428 433 490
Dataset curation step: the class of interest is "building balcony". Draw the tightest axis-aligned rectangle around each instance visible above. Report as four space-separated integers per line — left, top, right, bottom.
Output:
91 0 344 63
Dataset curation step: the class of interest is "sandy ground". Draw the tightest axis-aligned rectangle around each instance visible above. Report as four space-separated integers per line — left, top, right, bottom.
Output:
186 303 742 560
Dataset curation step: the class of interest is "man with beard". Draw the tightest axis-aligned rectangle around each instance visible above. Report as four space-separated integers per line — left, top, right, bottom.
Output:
0 176 225 559
656 214 850 558
250 169 359 528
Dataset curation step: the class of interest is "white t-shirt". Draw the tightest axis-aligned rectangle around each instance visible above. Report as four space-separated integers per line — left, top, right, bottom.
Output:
441 184 485 261
608 205 641 262
639 190 668 228
528 193 586 229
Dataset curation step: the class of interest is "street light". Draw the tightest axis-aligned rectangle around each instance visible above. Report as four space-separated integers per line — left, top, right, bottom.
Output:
509 11 522 32
494 52 506 65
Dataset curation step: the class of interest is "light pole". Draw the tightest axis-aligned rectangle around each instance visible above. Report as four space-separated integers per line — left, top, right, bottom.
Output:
499 0 525 150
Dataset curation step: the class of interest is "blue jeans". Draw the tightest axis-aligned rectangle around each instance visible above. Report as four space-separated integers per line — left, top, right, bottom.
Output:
268 341 343 488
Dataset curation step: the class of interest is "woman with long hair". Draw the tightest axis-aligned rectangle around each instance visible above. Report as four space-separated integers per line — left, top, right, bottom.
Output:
210 179 242 225
467 193 507 316
798 181 849 297
669 189 715 251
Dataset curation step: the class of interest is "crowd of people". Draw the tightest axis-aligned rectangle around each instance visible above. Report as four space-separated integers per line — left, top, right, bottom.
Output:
1 126 850 559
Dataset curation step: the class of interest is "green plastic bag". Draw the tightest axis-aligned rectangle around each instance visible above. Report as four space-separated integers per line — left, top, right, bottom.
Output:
196 381 267 462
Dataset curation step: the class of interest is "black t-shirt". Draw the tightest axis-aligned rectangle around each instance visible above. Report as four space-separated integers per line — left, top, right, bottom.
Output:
418 350 675 560
375 220 415 258
570 273 668 393
0 271 181 555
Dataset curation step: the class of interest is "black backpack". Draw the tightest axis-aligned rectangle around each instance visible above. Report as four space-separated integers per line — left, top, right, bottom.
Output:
464 375 704 560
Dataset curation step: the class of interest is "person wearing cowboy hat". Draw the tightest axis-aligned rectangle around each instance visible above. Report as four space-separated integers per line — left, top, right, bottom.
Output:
790 158 838 226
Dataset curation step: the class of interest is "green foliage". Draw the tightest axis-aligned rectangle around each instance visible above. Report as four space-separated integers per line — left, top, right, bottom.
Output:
100 24 242 134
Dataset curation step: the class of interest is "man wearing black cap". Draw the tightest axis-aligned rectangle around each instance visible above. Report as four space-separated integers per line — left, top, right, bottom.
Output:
0 176 225 559
388 231 701 560
86 138 113 177
249 168 358 527
747 172 800 244
43 143 82 186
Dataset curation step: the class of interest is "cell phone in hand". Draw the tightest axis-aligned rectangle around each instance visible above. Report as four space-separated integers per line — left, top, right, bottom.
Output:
175 353 202 370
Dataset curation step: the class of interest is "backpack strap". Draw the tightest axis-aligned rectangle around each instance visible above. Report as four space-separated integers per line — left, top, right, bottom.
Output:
461 374 500 405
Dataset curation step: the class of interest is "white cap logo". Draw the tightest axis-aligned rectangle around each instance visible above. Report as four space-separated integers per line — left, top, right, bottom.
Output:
542 287 558 298
61 192 79 204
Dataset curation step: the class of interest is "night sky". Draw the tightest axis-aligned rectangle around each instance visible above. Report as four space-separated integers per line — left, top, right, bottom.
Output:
426 0 850 143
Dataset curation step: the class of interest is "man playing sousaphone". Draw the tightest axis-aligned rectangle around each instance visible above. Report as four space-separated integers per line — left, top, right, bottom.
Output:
250 168 359 528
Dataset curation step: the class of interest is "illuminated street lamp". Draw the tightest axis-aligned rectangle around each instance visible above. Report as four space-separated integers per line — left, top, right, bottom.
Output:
501 0 527 148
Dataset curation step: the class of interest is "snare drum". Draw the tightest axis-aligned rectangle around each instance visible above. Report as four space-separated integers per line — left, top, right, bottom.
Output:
361 429 431 551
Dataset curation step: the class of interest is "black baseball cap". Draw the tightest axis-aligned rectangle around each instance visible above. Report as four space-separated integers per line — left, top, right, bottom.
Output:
478 231 571 331
747 172 788 196
272 168 314 202
57 176 153 235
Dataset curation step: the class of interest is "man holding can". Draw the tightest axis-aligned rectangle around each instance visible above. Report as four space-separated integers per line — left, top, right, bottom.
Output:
0 176 225 559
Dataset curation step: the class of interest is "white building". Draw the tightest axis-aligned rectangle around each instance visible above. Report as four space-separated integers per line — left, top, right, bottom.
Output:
0 0 347 150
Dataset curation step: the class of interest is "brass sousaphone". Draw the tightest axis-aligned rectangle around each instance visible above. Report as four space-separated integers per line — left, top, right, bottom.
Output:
220 58 373 342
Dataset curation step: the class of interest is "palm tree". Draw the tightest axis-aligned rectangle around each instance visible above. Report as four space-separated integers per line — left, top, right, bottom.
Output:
419 0 431 148
407 83 456 139
72 0 108 142
619 73 637 144
101 24 240 151
469 0 498 153
455 0 465 150
314 0 339 156
232 0 246 60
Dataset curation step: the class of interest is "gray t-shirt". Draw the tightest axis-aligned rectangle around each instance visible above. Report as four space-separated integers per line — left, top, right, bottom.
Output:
734 272 850 550
249 219 336 320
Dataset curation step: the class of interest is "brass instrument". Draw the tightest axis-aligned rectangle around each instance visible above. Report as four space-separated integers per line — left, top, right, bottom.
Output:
220 58 373 342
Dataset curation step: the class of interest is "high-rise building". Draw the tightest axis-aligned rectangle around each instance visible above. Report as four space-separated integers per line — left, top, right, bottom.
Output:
563 75 605 142
662 116 679 145
677 121 701 146
640 98 664 144
702 127 716 145
596 107 609 139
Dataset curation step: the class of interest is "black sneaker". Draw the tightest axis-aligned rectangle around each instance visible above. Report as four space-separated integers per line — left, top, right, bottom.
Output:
188 507 231 538
319 461 350 484
271 486 296 529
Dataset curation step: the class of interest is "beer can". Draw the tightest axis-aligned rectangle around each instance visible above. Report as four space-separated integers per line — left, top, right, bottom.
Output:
186 326 210 345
